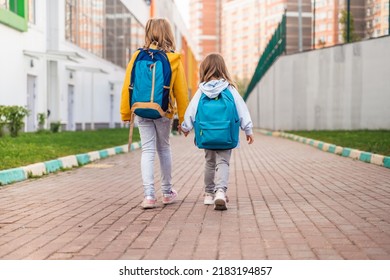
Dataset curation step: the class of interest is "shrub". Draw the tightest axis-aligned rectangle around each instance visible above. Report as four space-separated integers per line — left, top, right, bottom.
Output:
0 105 6 137
4 106 29 137
50 121 61 133
37 112 46 131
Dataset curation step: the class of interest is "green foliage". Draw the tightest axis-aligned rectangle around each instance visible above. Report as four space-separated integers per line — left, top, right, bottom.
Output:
339 10 360 43
3 105 29 137
0 105 6 137
0 128 140 170
50 121 61 133
286 130 390 156
235 77 250 97
37 112 46 131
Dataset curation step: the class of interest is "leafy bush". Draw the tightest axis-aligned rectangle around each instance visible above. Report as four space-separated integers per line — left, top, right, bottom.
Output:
50 121 61 133
37 112 46 131
0 105 6 137
3 106 29 137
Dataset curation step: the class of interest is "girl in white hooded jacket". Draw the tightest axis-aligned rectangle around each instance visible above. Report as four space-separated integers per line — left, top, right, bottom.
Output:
180 53 254 210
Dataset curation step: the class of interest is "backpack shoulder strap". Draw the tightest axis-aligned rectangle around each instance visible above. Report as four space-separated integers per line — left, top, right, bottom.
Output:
221 87 235 102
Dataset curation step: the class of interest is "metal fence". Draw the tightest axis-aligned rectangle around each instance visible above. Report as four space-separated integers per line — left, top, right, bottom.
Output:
243 14 286 101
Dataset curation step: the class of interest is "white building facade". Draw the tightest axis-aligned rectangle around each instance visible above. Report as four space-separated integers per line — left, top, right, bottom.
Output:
0 0 135 132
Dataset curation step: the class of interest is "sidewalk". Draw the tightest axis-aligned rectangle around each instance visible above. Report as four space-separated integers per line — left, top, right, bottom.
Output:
0 132 389 260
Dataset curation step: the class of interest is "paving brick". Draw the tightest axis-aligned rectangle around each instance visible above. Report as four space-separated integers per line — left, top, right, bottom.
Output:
0 133 389 260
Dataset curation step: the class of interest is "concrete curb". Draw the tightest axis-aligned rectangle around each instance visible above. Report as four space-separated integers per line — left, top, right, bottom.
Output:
256 129 390 169
0 141 142 186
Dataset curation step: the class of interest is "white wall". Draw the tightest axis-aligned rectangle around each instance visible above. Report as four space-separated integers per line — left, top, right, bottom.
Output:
246 36 390 130
0 0 126 132
0 0 47 130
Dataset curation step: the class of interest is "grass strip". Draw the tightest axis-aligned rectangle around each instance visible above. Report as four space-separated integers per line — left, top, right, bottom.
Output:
0 128 140 170
286 130 390 157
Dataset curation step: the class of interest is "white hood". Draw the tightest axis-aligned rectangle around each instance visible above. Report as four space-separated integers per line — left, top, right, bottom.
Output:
199 79 229 98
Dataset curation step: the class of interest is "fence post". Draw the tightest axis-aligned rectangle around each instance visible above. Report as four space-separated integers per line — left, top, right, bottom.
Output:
313 0 316 49
347 0 350 43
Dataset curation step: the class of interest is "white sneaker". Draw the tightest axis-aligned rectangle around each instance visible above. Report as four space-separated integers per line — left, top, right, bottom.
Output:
214 189 227 210
203 193 214 205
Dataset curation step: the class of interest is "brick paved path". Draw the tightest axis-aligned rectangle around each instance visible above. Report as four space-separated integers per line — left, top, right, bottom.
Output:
0 132 389 260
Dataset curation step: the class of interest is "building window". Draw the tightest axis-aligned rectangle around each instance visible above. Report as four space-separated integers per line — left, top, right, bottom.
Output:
65 0 144 68
28 0 35 24
0 0 28 31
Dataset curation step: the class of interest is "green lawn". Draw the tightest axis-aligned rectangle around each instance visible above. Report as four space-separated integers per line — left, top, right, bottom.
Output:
0 128 140 170
286 130 390 156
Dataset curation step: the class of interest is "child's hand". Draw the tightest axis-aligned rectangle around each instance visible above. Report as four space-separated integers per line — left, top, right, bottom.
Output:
246 134 254 144
183 131 189 137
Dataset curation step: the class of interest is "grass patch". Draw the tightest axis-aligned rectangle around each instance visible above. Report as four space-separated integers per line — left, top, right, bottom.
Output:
286 130 390 156
0 128 140 170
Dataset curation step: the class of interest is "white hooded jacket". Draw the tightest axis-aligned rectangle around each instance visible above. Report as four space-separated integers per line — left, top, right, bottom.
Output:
181 79 253 139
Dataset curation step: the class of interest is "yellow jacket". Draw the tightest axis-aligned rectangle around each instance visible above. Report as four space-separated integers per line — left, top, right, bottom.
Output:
120 46 189 124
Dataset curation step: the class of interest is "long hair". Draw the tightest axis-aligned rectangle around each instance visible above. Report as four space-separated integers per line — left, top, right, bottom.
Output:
144 18 176 52
199 53 236 87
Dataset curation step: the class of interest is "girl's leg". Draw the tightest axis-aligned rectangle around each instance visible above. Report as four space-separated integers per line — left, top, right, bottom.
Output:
204 150 216 194
214 150 232 210
215 150 232 193
155 117 173 195
137 117 157 198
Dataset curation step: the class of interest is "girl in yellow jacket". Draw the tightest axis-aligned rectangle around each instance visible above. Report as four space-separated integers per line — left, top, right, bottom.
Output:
120 18 189 209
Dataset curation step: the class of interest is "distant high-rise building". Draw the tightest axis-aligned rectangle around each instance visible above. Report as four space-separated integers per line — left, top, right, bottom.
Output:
65 0 144 68
221 0 261 81
365 0 390 38
189 0 222 59
312 0 339 48
312 0 365 47
65 0 105 57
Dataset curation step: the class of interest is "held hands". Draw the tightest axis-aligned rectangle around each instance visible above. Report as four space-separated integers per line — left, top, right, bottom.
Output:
247 134 254 144
177 124 190 137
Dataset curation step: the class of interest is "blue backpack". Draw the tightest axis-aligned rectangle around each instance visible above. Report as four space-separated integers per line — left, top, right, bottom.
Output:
194 88 240 150
129 48 172 119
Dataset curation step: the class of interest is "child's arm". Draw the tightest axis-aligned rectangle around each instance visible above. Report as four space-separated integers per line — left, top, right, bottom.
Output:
181 89 202 134
229 86 254 137
246 134 254 144
172 60 189 124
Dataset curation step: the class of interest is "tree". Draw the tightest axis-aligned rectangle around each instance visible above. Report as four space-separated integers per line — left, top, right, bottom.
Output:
339 10 360 43
234 76 250 97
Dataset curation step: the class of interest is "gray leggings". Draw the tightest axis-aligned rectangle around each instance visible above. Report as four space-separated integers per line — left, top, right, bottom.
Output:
204 149 232 194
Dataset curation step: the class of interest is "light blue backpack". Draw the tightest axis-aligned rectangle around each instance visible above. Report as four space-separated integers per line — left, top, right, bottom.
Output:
194 88 240 150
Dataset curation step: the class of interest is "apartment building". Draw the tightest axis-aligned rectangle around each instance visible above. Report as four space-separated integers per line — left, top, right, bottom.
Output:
149 0 200 97
312 0 339 48
221 0 261 81
366 0 390 38
313 0 365 48
189 0 221 59
0 0 148 132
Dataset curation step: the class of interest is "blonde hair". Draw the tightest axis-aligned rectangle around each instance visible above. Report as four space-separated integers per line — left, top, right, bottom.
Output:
199 53 236 87
144 18 176 52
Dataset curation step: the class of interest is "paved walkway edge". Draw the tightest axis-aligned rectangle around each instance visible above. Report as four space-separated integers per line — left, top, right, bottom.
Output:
0 141 142 186
256 129 390 169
